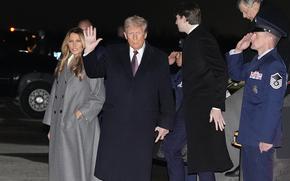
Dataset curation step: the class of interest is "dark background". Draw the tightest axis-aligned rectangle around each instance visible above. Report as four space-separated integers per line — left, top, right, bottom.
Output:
1 0 290 52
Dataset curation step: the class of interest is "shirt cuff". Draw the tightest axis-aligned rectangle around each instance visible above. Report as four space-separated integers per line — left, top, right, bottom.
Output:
212 107 221 111
229 49 242 55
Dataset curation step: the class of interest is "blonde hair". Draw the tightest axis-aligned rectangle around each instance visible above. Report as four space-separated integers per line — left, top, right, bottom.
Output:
124 15 148 33
55 27 85 80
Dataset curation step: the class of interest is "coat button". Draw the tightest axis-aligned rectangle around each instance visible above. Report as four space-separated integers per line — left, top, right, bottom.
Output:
65 81 67 84
55 95 57 99
56 81 59 84
62 95 64 98
54 111 56 114
60 110 63 113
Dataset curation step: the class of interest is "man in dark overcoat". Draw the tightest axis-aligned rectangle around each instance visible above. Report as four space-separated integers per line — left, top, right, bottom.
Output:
173 2 233 180
82 15 175 181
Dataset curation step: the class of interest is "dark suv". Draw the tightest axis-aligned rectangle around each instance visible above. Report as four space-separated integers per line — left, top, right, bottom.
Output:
0 28 58 118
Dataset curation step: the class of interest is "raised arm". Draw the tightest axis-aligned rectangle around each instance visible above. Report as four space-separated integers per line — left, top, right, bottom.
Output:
83 26 103 55
83 26 106 78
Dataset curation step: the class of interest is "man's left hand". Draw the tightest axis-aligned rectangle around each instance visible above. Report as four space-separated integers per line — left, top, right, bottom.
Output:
259 142 273 153
209 108 225 131
154 126 169 143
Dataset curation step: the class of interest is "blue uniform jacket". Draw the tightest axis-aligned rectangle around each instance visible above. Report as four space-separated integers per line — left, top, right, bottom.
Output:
226 48 287 147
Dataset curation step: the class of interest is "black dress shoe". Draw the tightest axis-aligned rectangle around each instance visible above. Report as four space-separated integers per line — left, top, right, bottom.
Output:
225 165 240 177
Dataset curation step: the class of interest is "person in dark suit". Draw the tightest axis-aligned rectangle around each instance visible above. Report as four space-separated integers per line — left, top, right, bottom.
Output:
172 2 233 180
226 18 287 181
78 18 93 31
82 15 175 181
33 30 51 56
161 51 216 181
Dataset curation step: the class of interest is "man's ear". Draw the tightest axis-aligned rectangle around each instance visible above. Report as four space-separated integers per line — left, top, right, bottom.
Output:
181 15 187 23
252 2 260 14
124 32 128 40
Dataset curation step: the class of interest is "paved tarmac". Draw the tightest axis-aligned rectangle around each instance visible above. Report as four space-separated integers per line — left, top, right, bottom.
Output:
0 98 48 181
0 98 246 181
0 98 289 181
0 99 169 181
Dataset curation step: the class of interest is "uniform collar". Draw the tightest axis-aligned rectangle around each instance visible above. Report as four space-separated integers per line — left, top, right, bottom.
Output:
258 48 274 60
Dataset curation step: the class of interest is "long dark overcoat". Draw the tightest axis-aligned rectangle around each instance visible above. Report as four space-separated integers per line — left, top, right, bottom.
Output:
83 43 174 181
182 25 233 173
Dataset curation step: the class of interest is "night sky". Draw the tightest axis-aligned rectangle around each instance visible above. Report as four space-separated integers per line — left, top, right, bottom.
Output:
1 0 290 51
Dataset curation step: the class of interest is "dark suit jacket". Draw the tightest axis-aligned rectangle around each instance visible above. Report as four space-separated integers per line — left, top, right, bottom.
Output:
182 24 233 173
83 42 174 181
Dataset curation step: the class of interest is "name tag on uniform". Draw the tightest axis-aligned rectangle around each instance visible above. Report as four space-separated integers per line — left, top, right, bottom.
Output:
249 71 263 80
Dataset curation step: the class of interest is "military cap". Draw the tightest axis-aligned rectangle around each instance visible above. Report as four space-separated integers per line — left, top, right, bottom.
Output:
252 16 288 38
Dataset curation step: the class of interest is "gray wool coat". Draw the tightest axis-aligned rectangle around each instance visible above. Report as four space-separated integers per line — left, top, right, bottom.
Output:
43 66 105 181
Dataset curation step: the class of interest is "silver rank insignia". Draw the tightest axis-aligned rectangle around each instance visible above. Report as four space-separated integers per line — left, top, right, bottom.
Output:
270 73 283 89
252 85 258 94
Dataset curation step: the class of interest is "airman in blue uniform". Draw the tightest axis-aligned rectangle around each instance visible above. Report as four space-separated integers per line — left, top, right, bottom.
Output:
226 17 288 181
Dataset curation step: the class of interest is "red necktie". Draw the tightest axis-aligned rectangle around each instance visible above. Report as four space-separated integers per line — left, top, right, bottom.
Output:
131 50 138 76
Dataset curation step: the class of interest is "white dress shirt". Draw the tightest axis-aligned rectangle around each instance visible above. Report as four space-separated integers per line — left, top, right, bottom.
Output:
129 43 145 66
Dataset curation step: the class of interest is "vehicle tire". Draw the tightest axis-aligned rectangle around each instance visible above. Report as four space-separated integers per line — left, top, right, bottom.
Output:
19 81 51 119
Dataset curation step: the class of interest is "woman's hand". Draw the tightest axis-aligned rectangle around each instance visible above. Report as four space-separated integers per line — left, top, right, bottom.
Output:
74 110 83 120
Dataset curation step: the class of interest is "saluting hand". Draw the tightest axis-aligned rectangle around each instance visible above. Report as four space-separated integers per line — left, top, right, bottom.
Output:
235 33 253 53
83 26 103 55
154 126 169 143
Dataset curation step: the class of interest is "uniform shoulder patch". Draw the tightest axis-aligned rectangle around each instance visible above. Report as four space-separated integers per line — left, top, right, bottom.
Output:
270 73 283 89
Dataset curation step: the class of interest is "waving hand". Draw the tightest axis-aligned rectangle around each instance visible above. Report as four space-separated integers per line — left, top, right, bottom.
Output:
83 26 103 55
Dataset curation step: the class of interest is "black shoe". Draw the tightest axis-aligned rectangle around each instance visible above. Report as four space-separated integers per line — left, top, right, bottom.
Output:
224 165 240 177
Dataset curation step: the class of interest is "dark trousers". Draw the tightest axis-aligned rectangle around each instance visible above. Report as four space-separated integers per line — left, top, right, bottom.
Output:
190 172 215 181
241 145 274 181
161 117 215 181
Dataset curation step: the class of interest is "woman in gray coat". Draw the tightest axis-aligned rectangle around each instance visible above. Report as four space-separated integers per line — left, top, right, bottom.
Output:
43 27 105 181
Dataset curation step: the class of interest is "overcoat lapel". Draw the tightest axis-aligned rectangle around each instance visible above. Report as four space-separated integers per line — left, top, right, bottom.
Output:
119 43 152 78
59 65 74 88
134 44 152 78
119 45 134 78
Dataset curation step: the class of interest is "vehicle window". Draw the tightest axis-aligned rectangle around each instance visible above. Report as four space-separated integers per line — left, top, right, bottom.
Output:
0 29 37 53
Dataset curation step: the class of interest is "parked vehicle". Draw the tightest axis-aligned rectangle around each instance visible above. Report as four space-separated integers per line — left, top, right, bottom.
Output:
0 28 58 118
